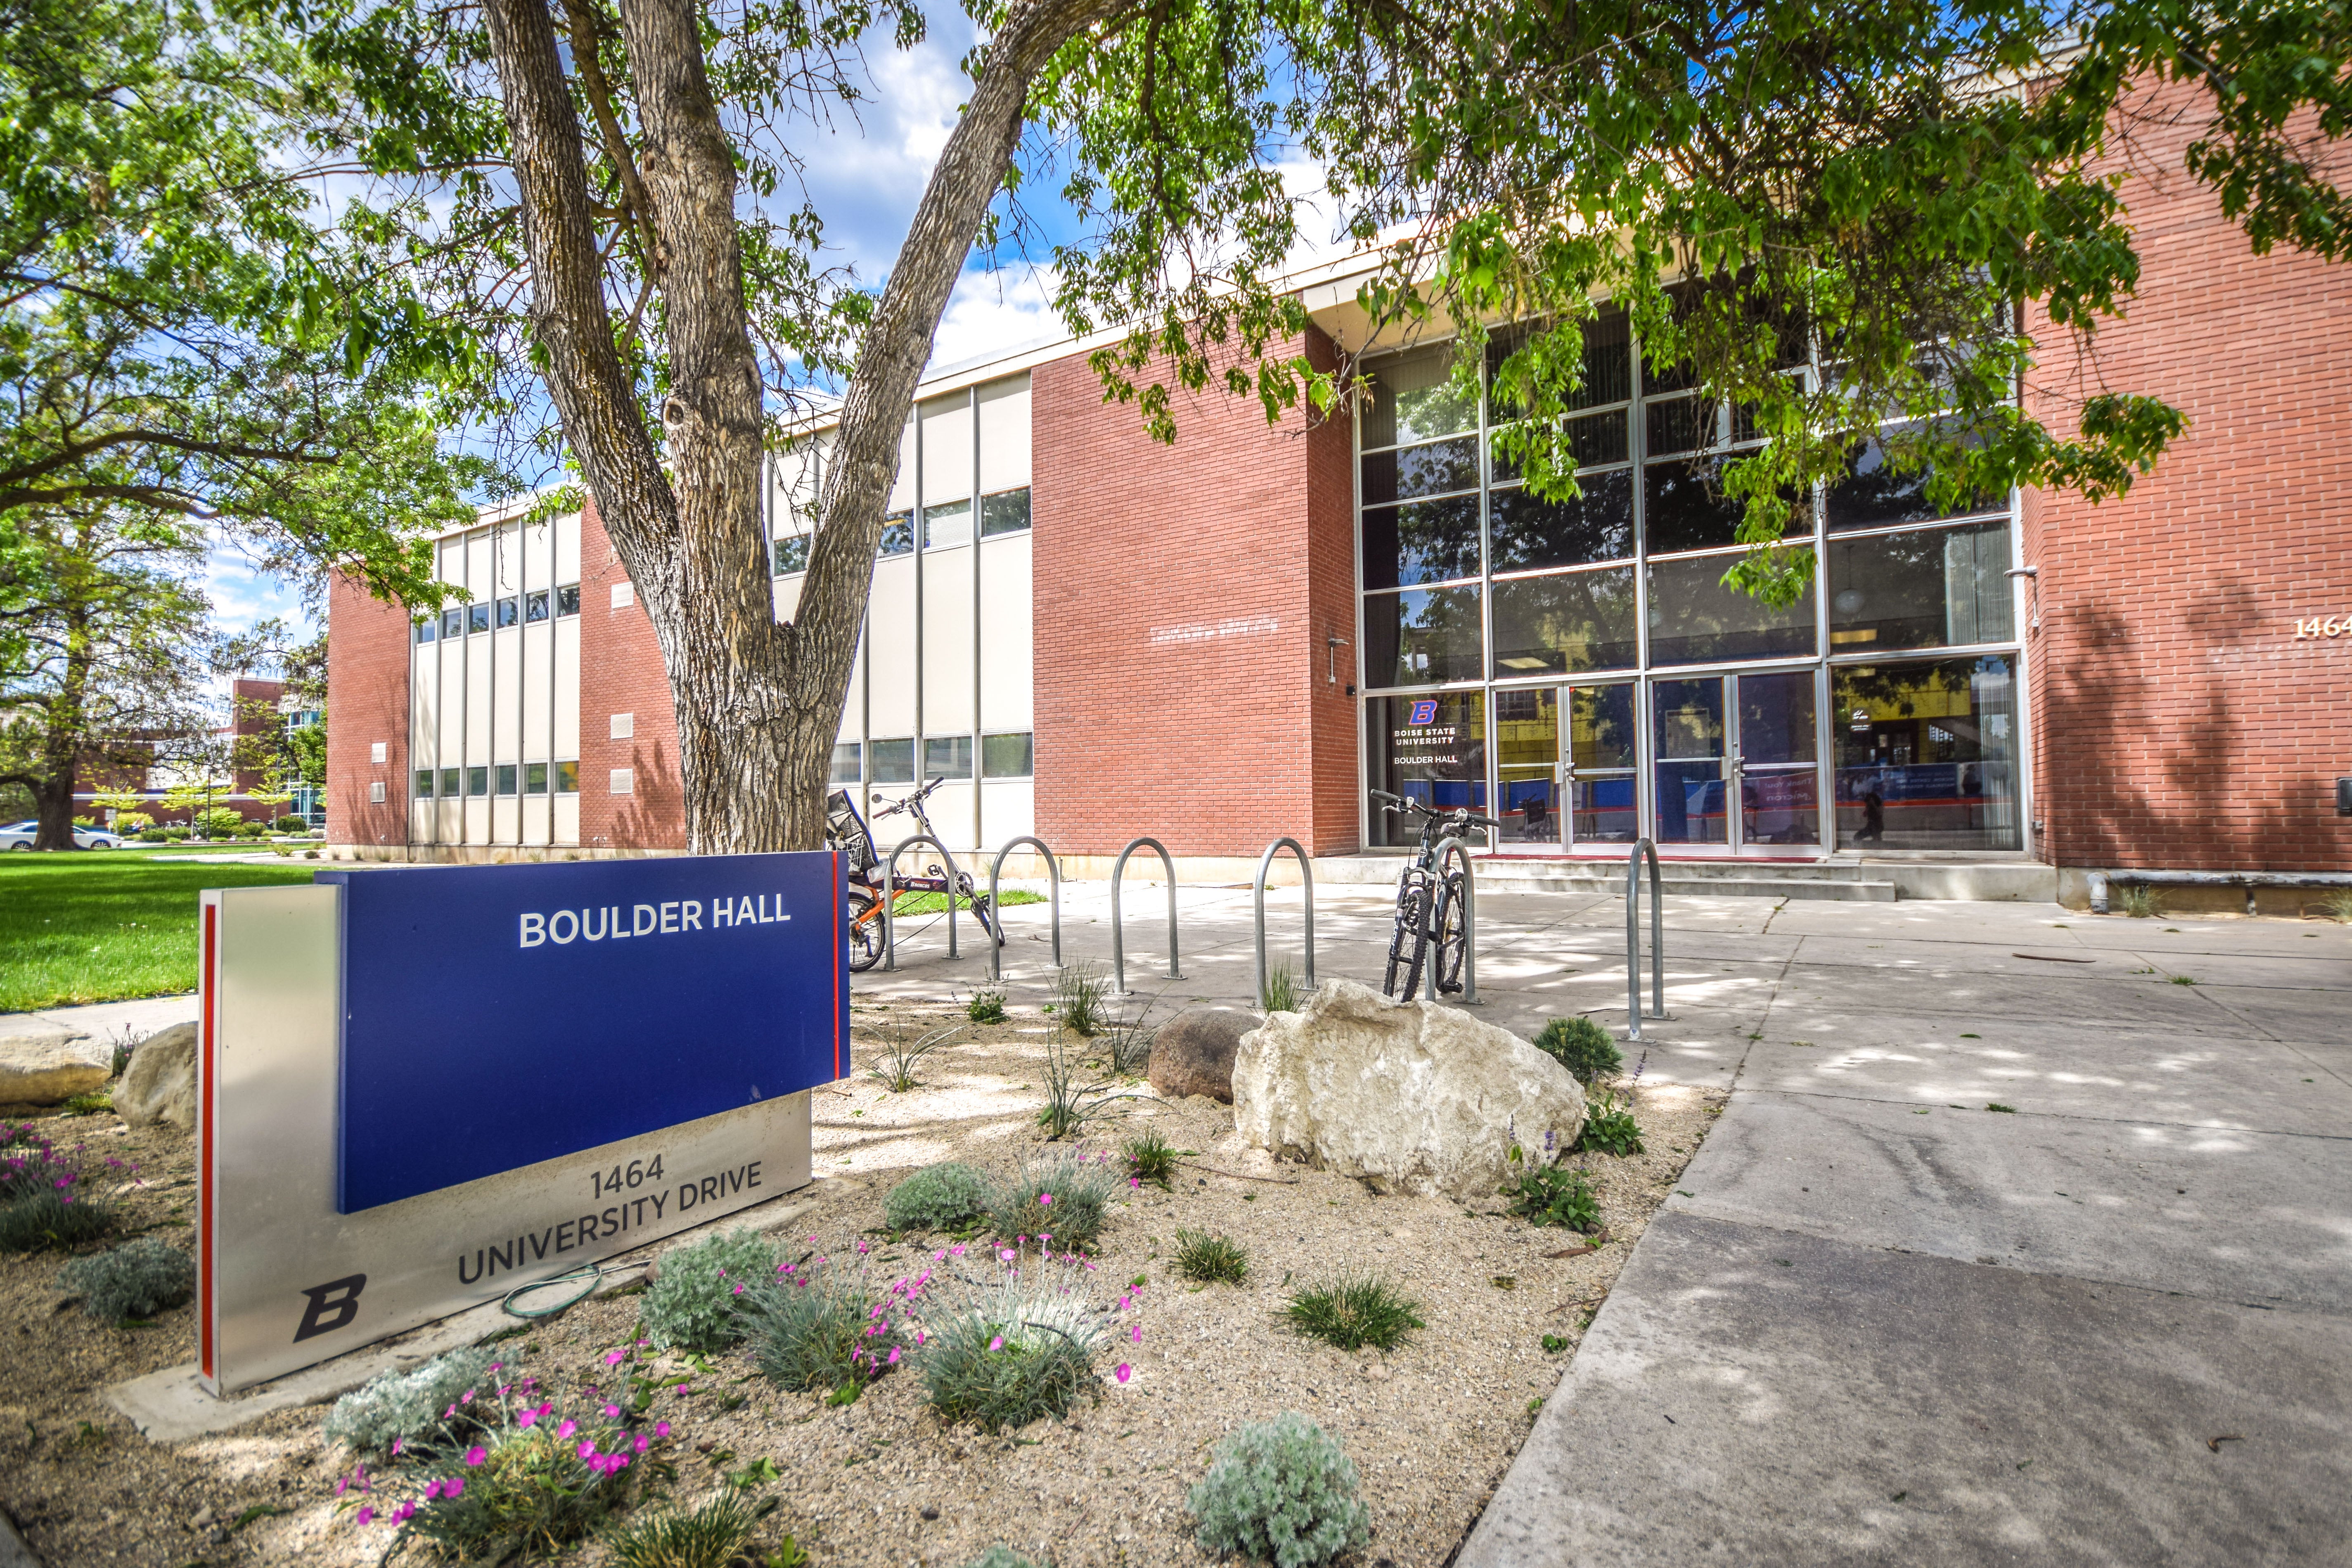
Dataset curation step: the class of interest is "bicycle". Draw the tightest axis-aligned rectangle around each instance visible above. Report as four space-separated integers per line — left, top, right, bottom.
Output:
826 778 1004 973
1369 788 1500 1002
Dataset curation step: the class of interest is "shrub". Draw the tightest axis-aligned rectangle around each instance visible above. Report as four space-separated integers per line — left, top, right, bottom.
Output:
1173 1229 1248 1285
963 1549 1039 1568
1123 1130 1180 1190
59 1091 111 1117
1049 962 1108 1037
606 1491 756 1568
1534 1016 1622 1085
2323 889 2352 924
867 1021 964 1092
163 827 191 841
194 807 244 838
1188 1412 1370 1568
1283 1277 1424 1352
2117 882 2164 918
57 1237 191 1320
739 1254 915 1394
884 1163 993 1234
989 1152 1118 1252
966 989 1008 1025
273 815 308 834
921 1258 1106 1432
1259 961 1299 1014
382 1394 650 1562
1573 1094 1644 1157
640 1229 777 1353
1506 1164 1602 1233
116 813 154 834
0 1191 114 1252
136 828 170 843
72 814 95 828
324 1346 502 1457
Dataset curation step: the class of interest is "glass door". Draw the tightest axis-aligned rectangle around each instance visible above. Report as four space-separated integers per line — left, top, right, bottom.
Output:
1493 687 1563 849
1732 669 1820 849
1651 678 1729 845
1566 683 1640 848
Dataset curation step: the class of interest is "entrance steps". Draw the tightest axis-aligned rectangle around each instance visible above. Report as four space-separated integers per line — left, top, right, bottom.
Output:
1311 855 2058 903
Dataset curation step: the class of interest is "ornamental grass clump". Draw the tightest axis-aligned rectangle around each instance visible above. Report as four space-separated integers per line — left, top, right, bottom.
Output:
884 1162 993 1234
989 1151 1120 1253
967 988 1009 1025
867 1021 966 1092
1187 1412 1370 1568
605 1490 757 1568
738 1246 924 1395
920 1252 1116 1433
1283 1277 1424 1352
57 1236 193 1321
1050 962 1109 1037
1035 1025 1135 1139
1123 1130 1180 1190
324 1346 503 1458
1173 1229 1248 1285
1534 1016 1622 1085
641 1228 778 1353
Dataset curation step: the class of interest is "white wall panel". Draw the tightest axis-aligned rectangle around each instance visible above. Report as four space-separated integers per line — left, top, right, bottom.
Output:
464 799 489 844
490 626 521 760
493 797 520 841
921 394 972 502
437 640 465 758
556 512 580 585
977 375 1032 493
922 547 975 735
978 533 1034 732
838 627 865 748
522 624 552 760
981 779 1035 848
465 628 493 758
555 617 580 760
925 780 979 853
867 555 918 738
555 793 579 844
466 529 493 602
494 524 521 595
412 644 439 777
410 801 433 842
773 576 802 623
886 418 917 513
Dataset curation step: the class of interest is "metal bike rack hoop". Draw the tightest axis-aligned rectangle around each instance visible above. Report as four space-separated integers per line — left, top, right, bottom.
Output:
1625 838 1665 1038
1251 837 1316 1009
987 836 1063 981
880 833 964 970
1430 835 1480 1006
1110 836 1182 995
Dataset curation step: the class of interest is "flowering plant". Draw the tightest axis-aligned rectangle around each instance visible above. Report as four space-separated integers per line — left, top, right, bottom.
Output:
917 1241 1135 1431
737 1238 926 1397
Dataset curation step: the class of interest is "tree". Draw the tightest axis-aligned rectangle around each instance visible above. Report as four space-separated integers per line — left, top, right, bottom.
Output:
285 0 2347 855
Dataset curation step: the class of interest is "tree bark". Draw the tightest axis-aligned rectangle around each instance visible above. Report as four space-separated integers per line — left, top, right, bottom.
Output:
481 0 1120 856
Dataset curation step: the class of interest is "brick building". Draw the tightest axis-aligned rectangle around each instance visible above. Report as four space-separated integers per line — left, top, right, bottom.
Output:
326 119 2352 904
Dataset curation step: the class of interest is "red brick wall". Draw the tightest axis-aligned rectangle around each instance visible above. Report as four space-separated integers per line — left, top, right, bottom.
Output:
575 496 686 850
1033 330 1361 857
2023 76 2352 871
326 572 412 848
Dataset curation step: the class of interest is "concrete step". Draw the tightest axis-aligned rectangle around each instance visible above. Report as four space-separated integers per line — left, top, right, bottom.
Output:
1476 868 1898 902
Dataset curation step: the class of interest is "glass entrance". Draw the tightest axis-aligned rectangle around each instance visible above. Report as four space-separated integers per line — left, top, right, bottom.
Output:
1566 684 1640 846
1649 670 1820 852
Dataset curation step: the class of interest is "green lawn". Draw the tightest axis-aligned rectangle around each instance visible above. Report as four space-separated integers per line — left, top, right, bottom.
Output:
0 854 320 1012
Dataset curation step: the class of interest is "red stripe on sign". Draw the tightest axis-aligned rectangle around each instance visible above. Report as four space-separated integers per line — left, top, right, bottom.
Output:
197 899 217 1381
832 850 842 1082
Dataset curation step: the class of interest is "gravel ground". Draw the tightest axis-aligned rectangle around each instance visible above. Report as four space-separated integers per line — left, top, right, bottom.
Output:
0 1002 1722 1568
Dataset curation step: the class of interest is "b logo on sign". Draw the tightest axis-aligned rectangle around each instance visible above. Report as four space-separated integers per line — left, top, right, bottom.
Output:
1408 700 1439 725
294 1274 367 1342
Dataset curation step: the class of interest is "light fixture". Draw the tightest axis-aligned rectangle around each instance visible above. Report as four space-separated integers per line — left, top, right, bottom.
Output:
1325 633 1350 684
1833 589 1865 616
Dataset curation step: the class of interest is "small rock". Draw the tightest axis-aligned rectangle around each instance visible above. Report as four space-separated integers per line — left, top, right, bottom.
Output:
1147 1007 1255 1103
116 1021 197 1132
190 1507 215 1528
0 1023 110 1105
920 1505 940 1521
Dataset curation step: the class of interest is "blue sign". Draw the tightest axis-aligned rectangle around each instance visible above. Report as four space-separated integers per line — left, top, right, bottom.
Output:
320 854 848 1213
1408 700 1439 725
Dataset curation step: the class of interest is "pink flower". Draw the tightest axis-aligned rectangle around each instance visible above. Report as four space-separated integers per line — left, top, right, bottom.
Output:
557 1419 577 1439
464 1446 487 1467
887 1347 902 1365
391 1437 404 1457
602 1403 620 1419
393 1501 416 1524
951 1244 966 1257
989 1336 1004 1352
1116 1364 1132 1383
604 1349 626 1366
654 1421 671 1438
999 1248 1015 1262
444 1477 465 1500
1131 1177 1141 1189
516 1407 539 1429
354 1506 374 1526
333 1478 347 1498
611 1454 630 1471
634 1436 651 1454
1132 1324 1143 1343
422 1479 443 1501
578 1439 598 1459
1039 1193 1053 1207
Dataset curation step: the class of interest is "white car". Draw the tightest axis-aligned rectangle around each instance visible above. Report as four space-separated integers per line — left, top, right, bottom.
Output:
0 820 125 850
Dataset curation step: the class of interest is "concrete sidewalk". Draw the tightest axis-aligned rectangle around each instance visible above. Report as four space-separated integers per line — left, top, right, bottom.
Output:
1457 899 2352 1567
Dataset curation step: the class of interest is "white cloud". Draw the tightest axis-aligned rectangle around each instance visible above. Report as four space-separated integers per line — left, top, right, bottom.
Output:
201 535 314 644
929 261 1065 372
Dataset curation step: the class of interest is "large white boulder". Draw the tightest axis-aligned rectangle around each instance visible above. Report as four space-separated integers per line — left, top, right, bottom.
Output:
1232 979 1588 1200
117 1021 198 1132
0 1023 110 1106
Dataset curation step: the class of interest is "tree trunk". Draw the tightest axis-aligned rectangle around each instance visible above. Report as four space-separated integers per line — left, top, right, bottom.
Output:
30 606 93 851
482 0 1118 855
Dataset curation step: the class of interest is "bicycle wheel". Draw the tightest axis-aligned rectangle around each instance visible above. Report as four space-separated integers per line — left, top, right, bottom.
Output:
1383 872 1432 1000
1431 870 1468 995
845 886 886 972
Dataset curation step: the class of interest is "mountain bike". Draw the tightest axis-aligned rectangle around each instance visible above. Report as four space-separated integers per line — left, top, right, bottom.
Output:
826 778 1002 973
1369 788 1499 1002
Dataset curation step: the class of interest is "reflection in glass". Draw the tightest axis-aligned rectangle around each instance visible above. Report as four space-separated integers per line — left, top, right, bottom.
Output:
1362 494 1481 588
1648 553 1817 664
1364 586 1483 687
1361 438 1479 505
1825 421 2002 531
1366 693 1487 846
1491 471 1634 571
1362 347 1479 448
982 732 1033 777
1645 395 1714 457
1642 456 1748 554
1568 684 1639 843
1737 670 1818 845
879 511 914 557
924 735 973 777
1491 568 1638 675
1494 687 1558 844
1487 311 1632 414
923 498 971 549
981 487 1032 535
1651 677 1727 844
1492 410 1629 481
830 743 861 784
773 535 809 576
1827 521 2011 650
1832 656 2019 850
496 596 520 628
869 738 914 783
1742 767 1819 846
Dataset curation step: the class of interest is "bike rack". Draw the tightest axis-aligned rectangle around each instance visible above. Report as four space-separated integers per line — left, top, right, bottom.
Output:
1430 835 1480 1006
986 836 1063 982
1110 836 1182 995
1625 837 1665 1038
880 833 964 970
1251 837 1316 1009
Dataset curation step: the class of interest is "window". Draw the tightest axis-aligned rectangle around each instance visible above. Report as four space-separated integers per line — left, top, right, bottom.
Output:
1833 656 2019 850
610 767 634 795
495 763 517 796
1827 521 2012 650
466 765 489 797
1364 692 1487 847
982 732 1033 778
467 602 490 635
413 618 436 645
981 487 1031 536
830 743 861 784
495 595 520 628
869 738 914 783
774 535 809 576
1647 553 1817 665
556 584 581 616
923 498 971 549
441 607 463 639
1363 587 1483 688
1826 422 2003 532
1641 456 1749 555
524 762 548 794
879 511 914 557
1490 471 1634 572
1362 495 1481 589
924 735 973 778
370 741 387 764
556 760 579 793
439 767 460 797
1491 567 1639 675
369 780 386 804
415 768 436 798
1362 346 1478 448
526 590 550 623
